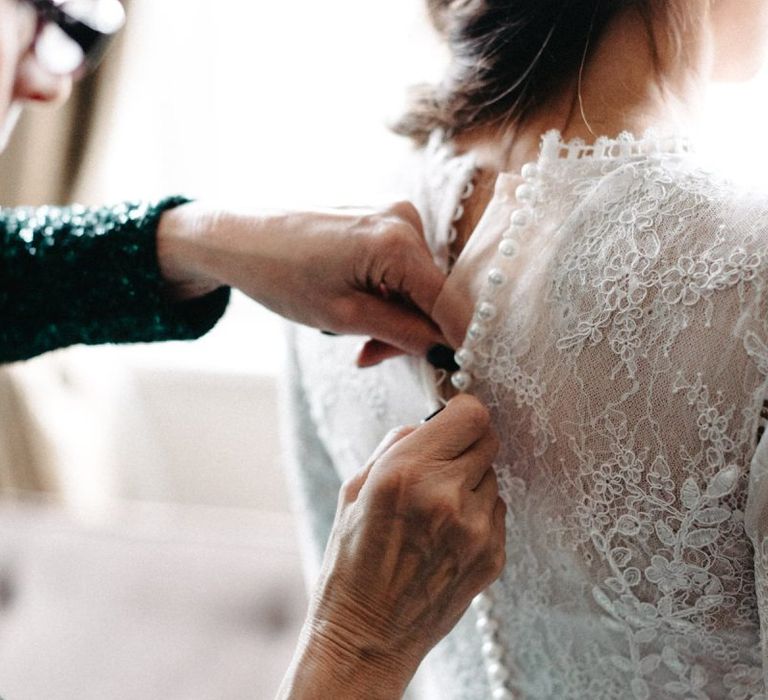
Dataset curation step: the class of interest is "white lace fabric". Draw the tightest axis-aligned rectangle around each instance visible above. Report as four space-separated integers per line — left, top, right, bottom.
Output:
283 130 768 699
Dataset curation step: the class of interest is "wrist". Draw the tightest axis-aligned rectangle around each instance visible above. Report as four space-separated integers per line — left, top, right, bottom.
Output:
156 202 224 301
278 620 414 700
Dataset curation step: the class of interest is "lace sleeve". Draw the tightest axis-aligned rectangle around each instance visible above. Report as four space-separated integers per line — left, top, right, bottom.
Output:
745 429 768 695
280 324 342 588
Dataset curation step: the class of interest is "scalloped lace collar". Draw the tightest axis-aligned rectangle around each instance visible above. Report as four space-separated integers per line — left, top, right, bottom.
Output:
539 128 694 164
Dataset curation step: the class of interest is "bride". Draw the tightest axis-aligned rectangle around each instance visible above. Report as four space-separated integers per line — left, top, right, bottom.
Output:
283 1 768 697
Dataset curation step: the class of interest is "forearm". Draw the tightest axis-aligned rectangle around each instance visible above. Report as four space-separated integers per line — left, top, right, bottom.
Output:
157 199 449 358
156 201 311 315
156 201 284 294
0 198 230 363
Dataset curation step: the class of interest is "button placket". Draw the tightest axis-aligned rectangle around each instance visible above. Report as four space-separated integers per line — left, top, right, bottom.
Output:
449 159 543 700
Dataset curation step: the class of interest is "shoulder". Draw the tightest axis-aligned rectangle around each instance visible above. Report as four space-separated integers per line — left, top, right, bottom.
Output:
550 155 768 322
582 156 768 252
637 156 768 217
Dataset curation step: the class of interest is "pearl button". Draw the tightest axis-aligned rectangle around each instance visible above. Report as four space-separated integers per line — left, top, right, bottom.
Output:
499 239 518 257
488 662 510 684
477 302 497 321
451 371 473 392
515 183 535 203
492 688 514 700
482 640 503 661
488 269 507 287
455 347 475 369
510 209 531 228
467 322 485 342
472 593 492 613
475 615 498 635
521 162 539 180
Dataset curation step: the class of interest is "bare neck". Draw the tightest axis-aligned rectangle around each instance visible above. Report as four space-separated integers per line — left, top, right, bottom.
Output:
460 6 714 173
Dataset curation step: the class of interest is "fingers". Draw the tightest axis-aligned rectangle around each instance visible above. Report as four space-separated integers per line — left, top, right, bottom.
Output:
341 425 416 504
444 428 499 492
491 497 507 571
369 425 417 466
356 339 406 368
493 497 507 537
486 502 508 584
368 201 446 317
388 201 424 237
430 279 475 350
331 200 450 352
345 292 447 358
470 496 507 588
398 248 448 318
471 461 499 503
358 396 497 512
416 395 495 465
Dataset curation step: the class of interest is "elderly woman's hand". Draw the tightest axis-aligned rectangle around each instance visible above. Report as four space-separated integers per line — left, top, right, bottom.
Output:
278 395 505 700
156 201 452 362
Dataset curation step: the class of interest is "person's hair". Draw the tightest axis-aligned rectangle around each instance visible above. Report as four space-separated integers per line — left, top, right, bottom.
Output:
395 0 695 144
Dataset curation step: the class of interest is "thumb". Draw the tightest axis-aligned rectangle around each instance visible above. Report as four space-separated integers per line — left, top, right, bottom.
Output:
395 249 448 318
347 292 447 358
430 279 474 350
369 425 417 467
344 425 416 502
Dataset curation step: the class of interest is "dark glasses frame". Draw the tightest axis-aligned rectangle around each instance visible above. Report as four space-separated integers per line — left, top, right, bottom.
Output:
21 0 124 72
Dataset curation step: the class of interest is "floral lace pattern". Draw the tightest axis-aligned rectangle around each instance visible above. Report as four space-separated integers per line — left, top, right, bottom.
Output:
285 132 768 699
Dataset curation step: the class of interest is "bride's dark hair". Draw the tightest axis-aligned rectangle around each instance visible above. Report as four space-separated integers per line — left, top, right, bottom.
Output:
396 0 690 144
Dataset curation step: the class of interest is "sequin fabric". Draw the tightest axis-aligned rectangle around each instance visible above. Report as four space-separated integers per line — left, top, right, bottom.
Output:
0 196 230 363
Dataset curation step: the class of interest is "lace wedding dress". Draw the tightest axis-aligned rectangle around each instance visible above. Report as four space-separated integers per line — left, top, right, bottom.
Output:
283 130 768 699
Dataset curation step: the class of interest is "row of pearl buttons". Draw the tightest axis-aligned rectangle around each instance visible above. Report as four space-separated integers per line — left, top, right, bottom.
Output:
451 161 539 392
473 591 515 699
452 160 542 700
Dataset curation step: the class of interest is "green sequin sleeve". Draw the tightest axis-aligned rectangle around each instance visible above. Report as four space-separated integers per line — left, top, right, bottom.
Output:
0 196 231 363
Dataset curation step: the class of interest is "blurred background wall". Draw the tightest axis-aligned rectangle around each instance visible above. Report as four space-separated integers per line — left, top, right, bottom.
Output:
0 2 445 698
0 1 767 698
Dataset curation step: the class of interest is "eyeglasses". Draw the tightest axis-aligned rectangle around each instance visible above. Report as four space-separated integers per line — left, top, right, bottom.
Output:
21 0 126 76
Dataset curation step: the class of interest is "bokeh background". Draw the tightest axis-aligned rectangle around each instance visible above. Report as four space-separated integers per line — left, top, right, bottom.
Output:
0 3 445 698
0 2 766 698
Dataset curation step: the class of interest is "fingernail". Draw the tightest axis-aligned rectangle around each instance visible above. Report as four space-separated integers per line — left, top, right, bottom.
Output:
321 330 340 337
356 355 382 369
426 344 459 372
421 406 446 423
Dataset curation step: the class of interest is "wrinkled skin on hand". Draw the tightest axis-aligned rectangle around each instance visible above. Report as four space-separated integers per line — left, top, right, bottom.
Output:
279 395 505 699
